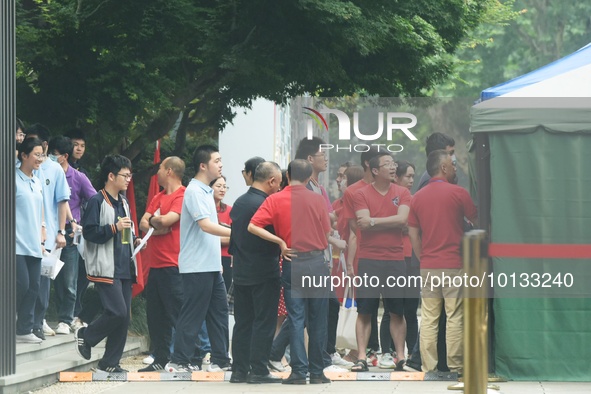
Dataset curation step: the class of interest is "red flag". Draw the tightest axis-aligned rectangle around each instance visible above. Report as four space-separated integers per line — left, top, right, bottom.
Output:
133 140 162 297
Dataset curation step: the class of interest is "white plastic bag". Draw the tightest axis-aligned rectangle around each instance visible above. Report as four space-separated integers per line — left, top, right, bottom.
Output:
40 248 64 280
335 284 358 350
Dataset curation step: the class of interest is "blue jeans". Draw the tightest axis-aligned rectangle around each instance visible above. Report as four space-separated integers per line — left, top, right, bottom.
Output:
282 256 329 376
54 229 79 324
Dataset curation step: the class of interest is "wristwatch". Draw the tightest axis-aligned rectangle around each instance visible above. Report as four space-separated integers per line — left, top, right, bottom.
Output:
58 229 66 236
70 218 78 224
370 218 375 227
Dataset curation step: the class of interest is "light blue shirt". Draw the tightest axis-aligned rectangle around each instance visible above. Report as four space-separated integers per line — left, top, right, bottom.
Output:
34 159 70 251
178 178 222 273
16 168 44 258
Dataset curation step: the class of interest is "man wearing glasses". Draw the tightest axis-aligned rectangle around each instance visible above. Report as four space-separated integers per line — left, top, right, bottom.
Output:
75 154 142 373
350 152 411 372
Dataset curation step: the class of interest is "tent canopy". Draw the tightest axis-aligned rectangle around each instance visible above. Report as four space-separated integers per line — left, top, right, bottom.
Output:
480 43 591 100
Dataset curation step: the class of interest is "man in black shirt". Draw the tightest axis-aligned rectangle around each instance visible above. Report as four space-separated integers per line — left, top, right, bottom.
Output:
229 161 283 384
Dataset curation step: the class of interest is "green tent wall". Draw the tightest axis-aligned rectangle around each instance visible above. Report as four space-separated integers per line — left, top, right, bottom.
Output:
471 98 591 381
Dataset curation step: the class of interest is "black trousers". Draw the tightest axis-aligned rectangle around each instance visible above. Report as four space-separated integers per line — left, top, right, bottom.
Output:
146 267 183 365
232 278 281 375
85 279 132 368
172 272 230 367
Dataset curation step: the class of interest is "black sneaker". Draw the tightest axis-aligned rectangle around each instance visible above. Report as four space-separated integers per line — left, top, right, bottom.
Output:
32 328 46 341
97 365 128 373
309 373 331 384
74 327 91 360
282 373 307 385
138 363 164 372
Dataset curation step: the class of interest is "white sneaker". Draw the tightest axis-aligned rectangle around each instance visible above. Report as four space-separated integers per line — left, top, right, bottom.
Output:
324 364 348 373
165 362 199 372
42 320 56 336
331 352 354 368
205 363 231 372
16 333 43 344
379 353 396 369
55 322 71 335
202 352 211 365
143 355 154 365
268 360 287 372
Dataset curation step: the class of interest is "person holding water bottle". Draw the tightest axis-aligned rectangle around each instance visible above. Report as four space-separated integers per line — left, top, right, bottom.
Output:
74 154 143 373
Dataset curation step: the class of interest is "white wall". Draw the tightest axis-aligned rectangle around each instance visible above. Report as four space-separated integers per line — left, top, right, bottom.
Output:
219 99 284 205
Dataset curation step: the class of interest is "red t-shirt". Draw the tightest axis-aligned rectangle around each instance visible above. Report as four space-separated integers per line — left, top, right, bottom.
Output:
408 177 478 269
332 198 349 242
353 183 411 260
251 185 330 252
217 204 232 257
145 186 186 269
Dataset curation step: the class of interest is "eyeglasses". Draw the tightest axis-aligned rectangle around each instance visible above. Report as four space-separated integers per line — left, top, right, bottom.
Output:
214 184 230 190
312 153 327 159
32 153 46 159
16 132 25 138
117 173 133 180
379 162 398 169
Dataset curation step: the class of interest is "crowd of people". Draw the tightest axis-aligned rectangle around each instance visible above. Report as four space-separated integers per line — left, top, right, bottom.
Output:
14 119 477 384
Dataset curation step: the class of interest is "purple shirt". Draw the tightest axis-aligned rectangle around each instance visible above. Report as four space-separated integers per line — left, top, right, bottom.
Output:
66 165 96 223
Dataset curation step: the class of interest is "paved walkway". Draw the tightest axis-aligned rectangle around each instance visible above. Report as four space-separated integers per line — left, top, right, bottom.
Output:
35 380 591 394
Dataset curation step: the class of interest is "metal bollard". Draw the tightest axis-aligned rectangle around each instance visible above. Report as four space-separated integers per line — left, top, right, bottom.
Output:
462 230 489 394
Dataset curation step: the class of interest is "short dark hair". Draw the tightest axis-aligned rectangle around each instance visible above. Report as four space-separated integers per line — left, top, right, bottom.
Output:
100 154 132 186
360 146 383 171
426 149 449 177
192 144 219 173
64 128 86 142
16 117 25 131
295 137 325 160
18 137 43 161
425 132 454 156
339 161 353 169
368 153 392 176
48 136 74 158
244 156 265 178
396 160 415 177
254 161 281 182
287 159 313 182
25 123 51 142
280 169 289 190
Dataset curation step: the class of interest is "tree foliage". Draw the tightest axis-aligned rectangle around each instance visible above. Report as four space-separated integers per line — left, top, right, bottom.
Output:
436 0 591 98
17 0 497 164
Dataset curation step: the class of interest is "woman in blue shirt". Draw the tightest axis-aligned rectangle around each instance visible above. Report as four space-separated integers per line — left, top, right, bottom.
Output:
16 137 46 344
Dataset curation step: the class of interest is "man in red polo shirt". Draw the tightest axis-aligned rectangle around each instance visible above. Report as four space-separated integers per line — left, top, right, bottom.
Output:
341 146 382 364
138 156 186 372
408 150 477 374
248 159 332 385
350 152 411 372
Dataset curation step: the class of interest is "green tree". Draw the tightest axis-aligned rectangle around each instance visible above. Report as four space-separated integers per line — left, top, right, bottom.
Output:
17 0 500 165
436 0 591 98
